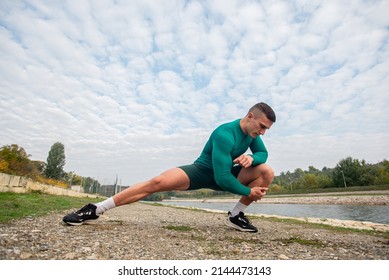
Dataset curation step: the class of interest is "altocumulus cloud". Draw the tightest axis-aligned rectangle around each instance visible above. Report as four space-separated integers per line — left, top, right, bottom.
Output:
0 0 388 185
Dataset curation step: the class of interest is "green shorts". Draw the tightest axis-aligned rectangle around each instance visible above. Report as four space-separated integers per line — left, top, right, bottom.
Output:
178 163 242 191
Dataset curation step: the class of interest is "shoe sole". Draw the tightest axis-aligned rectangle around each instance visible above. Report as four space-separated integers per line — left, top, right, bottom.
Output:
225 218 258 233
64 219 99 226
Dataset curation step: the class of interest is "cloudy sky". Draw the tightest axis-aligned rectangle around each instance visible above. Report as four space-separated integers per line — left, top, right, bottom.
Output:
1 0 388 186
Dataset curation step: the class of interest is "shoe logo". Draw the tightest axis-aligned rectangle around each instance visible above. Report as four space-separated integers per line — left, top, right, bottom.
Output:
238 217 247 223
77 210 92 216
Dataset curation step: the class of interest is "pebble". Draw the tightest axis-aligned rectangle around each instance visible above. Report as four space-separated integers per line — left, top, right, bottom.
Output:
278 254 289 260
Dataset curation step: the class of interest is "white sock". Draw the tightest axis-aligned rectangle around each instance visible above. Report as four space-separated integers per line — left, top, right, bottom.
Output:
94 197 116 215
231 201 248 217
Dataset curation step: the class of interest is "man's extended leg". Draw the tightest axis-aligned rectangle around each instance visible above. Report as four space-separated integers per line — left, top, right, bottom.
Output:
226 164 274 232
63 168 190 225
113 168 190 206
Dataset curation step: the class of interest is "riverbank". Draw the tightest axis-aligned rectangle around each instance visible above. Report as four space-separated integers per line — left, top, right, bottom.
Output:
163 191 389 232
169 190 389 205
0 203 388 260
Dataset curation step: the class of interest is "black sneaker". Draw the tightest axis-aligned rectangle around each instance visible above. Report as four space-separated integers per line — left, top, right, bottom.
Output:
63 204 99 226
225 211 258 232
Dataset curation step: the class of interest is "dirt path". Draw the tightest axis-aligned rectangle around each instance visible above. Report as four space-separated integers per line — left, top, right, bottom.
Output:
0 203 388 260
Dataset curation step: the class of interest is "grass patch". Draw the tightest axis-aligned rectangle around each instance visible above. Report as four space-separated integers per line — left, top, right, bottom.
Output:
207 242 222 256
163 225 193 231
276 236 325 247
0 191 103 223
226 236 264 245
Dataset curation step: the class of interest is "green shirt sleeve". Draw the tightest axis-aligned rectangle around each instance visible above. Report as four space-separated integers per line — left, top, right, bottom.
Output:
249 136 268 165
211 135 252 197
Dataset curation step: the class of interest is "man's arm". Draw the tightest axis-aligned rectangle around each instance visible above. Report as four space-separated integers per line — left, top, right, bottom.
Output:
211 137 251 197
248 136 268 165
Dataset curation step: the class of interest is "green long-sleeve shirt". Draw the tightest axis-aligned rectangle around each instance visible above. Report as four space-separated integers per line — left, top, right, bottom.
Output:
194 119 268 196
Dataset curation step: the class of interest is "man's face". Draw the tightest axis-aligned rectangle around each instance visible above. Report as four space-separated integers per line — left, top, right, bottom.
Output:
247 112 273 138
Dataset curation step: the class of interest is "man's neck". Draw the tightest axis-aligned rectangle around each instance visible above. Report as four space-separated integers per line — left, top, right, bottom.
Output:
239 117 248 135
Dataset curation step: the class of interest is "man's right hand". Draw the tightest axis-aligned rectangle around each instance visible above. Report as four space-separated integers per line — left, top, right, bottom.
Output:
248 187 267 201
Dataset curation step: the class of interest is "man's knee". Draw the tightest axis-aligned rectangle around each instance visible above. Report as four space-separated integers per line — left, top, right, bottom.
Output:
250 164 274 185
148 175 167 192
238 164 274 186
148 168 190 193
259 164 275 181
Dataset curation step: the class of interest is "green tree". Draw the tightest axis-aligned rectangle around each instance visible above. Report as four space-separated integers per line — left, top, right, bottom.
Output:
333 157 371 187
44 142 66 180
374 160 389 185
300 173 319 189
317 174 333 188
308 166 320 174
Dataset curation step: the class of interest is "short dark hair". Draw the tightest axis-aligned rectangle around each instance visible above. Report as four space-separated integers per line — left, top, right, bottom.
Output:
249 102 276 122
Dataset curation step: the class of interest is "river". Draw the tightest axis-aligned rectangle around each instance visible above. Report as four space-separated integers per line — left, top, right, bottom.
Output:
158 201 389 225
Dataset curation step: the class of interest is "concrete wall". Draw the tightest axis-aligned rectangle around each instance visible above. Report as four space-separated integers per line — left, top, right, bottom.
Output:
0 172 100 198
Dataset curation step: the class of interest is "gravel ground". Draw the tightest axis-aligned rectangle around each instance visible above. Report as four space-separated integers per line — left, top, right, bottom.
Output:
0 202 388 260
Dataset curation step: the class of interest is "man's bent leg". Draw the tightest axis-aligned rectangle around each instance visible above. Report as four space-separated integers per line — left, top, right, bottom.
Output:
237 164 274 206
226 164 274 232
229 164 274 216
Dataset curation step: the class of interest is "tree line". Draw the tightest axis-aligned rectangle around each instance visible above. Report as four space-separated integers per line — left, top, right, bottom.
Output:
272 157 389 192
0 143 100 192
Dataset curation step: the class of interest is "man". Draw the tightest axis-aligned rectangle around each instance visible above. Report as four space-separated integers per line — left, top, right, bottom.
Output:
63 102 276 233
